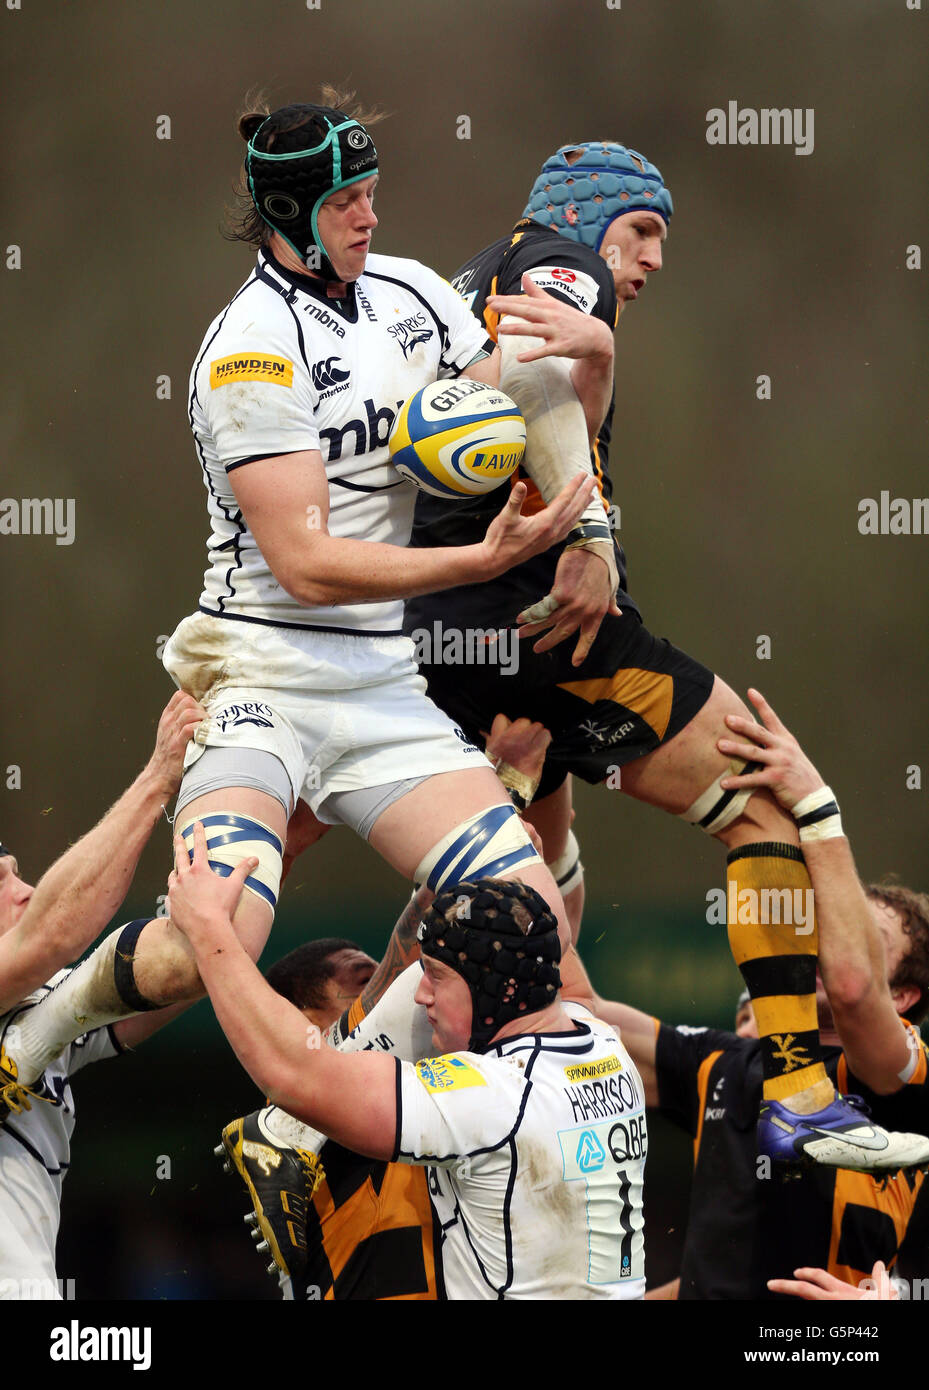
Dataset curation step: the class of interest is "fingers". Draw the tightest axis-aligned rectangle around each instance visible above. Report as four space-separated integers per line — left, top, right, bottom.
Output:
489 712 512 741
570 616 601 668
531 619 579 655
173 829 191 876
723 711 770 744
505 480 528 512
746 687 785 733
518 593 560 626
226 854 255 902
718 735 773 764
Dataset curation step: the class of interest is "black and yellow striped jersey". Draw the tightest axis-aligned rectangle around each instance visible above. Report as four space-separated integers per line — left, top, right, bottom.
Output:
406 223 639 634
655 1020 929 1299
301 1141 438 1300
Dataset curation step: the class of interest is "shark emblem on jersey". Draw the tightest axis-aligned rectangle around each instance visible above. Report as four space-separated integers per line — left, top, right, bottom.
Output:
215 702 275 733
388 311 434 358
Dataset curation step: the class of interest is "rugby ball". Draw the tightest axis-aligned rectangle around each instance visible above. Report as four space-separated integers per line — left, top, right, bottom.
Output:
388 378 526 499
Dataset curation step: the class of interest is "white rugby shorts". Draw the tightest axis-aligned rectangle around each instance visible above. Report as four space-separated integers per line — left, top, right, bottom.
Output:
163 611 489 820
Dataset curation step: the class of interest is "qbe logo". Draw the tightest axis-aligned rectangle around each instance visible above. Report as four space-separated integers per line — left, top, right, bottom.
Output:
575 1129 606 1173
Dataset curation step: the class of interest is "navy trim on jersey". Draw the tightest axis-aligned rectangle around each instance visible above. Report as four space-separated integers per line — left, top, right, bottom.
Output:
330 475 405 494
364 271 456 371
224 453 300 474
197 603 404 639
487 1023 595 1058
255 260 312 369
391 1057 403 1163
260 249 360 327
0 1122 68 1177
188 271 263 611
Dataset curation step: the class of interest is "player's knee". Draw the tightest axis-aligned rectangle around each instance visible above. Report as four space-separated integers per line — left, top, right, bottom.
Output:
114 917 203 1008
414 803 543 894
680 769 794 842
680 761 758 836
176 811 283 915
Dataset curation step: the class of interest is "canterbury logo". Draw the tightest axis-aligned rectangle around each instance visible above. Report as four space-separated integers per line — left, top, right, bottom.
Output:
243 1140 282 1176
770 1033 811 1074
311 356 350 391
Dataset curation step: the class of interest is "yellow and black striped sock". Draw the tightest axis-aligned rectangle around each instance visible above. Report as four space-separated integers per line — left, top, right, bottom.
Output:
727 843 830 1104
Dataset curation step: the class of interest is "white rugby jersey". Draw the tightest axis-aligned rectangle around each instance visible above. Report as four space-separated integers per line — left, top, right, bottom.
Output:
0 974 119 1298
189 250 492 636
394 1008 647 1300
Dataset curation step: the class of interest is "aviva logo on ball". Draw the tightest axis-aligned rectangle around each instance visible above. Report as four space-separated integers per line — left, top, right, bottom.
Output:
388 378 526 499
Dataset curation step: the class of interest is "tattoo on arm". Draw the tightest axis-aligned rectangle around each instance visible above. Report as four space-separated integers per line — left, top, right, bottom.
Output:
355 892 426 1020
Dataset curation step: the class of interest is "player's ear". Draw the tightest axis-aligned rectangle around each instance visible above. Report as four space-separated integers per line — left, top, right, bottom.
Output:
891 984 921 1018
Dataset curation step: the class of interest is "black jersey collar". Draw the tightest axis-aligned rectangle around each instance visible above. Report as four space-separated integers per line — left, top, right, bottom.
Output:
259 248 360 323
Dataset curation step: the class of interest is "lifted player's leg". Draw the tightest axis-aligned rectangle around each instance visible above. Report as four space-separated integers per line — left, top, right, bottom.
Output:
353 766 591 1004
1 783 285 1088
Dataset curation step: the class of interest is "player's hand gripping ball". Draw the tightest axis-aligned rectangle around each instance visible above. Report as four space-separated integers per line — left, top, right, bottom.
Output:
388 378 526 499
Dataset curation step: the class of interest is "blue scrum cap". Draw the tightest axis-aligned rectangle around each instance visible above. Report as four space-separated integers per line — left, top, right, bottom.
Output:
522 142 672 252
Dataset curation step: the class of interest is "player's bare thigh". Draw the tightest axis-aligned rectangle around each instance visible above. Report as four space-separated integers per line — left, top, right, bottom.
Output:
368 766 582 973
131 787 283 1004
521 678 796 862
615 675 797 848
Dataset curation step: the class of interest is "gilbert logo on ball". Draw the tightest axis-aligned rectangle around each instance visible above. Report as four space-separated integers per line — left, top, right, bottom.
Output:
388 379 526 499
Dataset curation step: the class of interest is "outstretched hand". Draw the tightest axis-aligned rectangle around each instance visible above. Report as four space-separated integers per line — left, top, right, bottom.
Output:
767 1260 898 1301
517 547 622 666
716 688 826 812
167 820 257 947
488 275 614 365
148 690 209 795
481 474 596 577
485 713 552 786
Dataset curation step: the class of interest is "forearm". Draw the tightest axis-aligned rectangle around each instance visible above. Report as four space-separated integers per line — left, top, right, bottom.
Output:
803 837 883 1001
289 533 484 607
191 918 328 1108
189 917 395 1151
804 836 909 1089
590 995 660 1105
570 354 613 447
0 765 175 1012
354 888 428 1019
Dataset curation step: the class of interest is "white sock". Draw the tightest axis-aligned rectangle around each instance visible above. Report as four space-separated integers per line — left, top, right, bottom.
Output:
6 934 137 1085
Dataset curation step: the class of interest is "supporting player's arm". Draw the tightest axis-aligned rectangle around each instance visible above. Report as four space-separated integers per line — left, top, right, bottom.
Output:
229 451 594 608
489 276 615 444
768 1260 898 1301
717 689 913 1094
0 692 206 1014
346 884 433 1025
583 998 661 1106
486 276 620 666
168 822 397 1158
